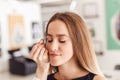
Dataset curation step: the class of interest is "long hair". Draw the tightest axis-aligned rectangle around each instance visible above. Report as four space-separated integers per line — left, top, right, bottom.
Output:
46 12 103 76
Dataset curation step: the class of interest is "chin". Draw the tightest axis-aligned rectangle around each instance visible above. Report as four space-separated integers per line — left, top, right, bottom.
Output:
50 61 62 66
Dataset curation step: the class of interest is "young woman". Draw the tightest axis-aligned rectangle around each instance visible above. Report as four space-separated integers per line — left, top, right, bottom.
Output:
30 12 107 80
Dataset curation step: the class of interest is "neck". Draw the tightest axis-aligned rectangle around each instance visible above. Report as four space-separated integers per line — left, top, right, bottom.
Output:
56 58 88 79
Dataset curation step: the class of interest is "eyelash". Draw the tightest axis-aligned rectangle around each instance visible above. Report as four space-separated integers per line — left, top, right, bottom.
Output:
59 41 66 43
47 40 66 43
47 40 52 43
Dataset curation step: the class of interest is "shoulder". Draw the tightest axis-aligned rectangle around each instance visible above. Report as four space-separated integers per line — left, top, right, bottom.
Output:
94 75 107 80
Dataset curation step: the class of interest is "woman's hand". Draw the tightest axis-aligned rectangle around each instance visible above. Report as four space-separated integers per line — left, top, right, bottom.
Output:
30 39 50 79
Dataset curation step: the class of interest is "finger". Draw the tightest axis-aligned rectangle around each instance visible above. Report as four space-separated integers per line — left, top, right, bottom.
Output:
38 39 44 44
32 44 44 62
30 39 44 59
43 49 49 63
30 43 39 59
37 47 45 61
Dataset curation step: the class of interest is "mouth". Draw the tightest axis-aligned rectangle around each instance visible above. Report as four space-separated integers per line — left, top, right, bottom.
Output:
49 53 61 57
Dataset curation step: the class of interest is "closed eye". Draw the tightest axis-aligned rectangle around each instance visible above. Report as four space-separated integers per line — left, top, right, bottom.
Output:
47 40 53 43
59 40 66 43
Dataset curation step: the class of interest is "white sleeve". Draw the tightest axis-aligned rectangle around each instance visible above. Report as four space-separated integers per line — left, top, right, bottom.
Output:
32 77 40 80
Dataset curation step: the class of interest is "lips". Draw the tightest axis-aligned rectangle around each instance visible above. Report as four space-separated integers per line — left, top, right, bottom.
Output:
49 53 60 57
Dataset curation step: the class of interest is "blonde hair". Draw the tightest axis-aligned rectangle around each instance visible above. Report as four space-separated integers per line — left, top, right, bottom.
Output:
46 12 103 76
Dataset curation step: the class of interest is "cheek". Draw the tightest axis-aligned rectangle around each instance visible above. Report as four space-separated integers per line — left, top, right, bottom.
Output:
61 44 74 56
46 44 50 50
61 46 74 63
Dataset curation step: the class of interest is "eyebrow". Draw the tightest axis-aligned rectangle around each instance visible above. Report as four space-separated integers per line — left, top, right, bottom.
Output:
46 33 69 37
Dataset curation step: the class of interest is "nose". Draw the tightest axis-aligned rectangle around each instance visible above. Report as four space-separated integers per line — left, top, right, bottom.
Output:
50 40 58 52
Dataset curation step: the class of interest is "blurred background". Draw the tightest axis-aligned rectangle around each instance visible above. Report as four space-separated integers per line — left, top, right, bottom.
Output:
0 0 120 80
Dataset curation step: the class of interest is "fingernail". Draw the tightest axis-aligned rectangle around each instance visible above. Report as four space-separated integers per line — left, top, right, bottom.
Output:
39 39 44 44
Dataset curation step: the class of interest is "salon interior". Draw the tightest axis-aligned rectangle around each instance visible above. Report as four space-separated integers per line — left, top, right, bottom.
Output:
0 0 120 80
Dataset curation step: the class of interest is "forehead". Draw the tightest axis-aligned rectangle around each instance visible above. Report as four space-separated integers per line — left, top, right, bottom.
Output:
47 20 69 36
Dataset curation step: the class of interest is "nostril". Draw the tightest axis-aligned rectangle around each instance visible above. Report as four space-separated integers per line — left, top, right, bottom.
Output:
50 49 57 52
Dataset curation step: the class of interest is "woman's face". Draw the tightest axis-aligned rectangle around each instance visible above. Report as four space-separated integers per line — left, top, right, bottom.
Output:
46 20 74 66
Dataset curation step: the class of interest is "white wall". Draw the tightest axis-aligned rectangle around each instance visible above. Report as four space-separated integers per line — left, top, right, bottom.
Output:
41 4 70 21
0 1 42 72
75 0 120 74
